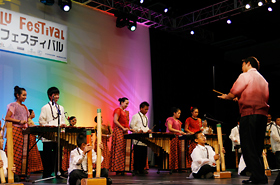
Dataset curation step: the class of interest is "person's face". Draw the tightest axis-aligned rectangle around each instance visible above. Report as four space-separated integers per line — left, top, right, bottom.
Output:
17 90 27 102
140 105 149 115
195 133 206 145
121 100 129 109
276 118 280 126
70 118 77 126
267 114 272 123
174 110 181 119
49 93 60 103
30 111 35 119
191 109 199 118
202 120 207 127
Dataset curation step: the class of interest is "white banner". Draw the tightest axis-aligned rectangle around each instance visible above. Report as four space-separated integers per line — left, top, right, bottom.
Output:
0 7 67 63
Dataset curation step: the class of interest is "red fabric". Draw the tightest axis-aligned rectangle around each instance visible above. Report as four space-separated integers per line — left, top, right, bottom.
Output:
185 140 197 168
230 68 269 117
185 117 201 133
61 148 70 172
28 134 44 173
113 108 129 129
109 126 127 172
169 136 181 170
93 136 111 169
165 117 182 133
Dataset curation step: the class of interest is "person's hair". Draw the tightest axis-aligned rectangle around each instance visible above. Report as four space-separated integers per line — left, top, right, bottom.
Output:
190 106 198 113
94 116 103 123
47 87 60 100
76 133 87 147
193 130 203 142
140 101 149 109
69 116 76 121
14 86 26 100
118 97 128 105
28 109 34 115
171 107 180 115
242 56 260 70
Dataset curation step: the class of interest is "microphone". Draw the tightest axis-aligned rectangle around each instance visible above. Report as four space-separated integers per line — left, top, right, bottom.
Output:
52 95 55 106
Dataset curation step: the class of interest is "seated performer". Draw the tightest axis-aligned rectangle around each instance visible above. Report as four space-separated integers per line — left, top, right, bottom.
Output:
68 116 77 126
68 133 112 185
191 131 219 179
270 116 280 169
130 101 151 175
201 120 212 135
0 128 19 182
39 87 66 178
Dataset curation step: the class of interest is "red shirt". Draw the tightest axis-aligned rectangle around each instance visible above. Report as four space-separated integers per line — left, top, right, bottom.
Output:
165 117 182 133
185 117 201 133
230 68 269 117
113 108 129 129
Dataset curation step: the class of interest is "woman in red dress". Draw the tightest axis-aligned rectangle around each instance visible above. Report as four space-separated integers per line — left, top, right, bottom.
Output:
109 97 134 173
165 107 186 171
185 107 202 168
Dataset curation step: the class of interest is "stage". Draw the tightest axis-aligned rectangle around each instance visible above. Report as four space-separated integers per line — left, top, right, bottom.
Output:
23 168 277 185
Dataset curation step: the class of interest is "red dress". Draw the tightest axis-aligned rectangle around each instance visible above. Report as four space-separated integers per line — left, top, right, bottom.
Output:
165 117 182 170
109 108 129 172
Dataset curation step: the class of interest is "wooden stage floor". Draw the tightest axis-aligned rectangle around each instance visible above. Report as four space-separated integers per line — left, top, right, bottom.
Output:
24 168 278 185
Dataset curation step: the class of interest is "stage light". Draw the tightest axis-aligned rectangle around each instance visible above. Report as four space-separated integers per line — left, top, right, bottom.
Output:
164 8 168 13
140 0 144 4
227 19 232 24
245 4 251 9
58 0 72 12
128 20 137 31
272 0 276 3
190 30 195 35
40 0 54 6
258 1 263 6
268 7 273 11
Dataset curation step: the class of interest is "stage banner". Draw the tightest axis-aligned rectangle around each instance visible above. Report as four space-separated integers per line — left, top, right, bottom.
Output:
0 7 67 63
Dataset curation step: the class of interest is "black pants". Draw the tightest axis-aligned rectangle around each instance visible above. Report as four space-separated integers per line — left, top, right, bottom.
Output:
69 169 109 185
240 114 267 183
133 145 147 172
42 142 62 178
193 164 216 178
275 151 280 169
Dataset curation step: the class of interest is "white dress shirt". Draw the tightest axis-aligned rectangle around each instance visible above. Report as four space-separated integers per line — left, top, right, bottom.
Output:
39 101 65 126
229 125 240 152
68 147 104 174
191 144 216 174
0 150 8 177
130 112 149 146
270 124 280 153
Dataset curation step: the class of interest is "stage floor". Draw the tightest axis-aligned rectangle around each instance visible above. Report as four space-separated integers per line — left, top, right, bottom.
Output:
24 168 277 185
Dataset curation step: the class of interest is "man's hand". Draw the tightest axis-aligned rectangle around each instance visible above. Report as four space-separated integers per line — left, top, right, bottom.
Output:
0 160 3 168
83 144 93 154
214 154 220 161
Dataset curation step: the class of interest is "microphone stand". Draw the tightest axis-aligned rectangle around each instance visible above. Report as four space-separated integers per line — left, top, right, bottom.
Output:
204 114 224 124
33 101 62 183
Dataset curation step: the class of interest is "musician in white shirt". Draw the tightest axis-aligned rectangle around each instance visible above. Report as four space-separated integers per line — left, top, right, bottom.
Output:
38 87 66 178
130 101 151 175
229 122 240 152
270 117 280 169
68 133 111 185
191 131 219 179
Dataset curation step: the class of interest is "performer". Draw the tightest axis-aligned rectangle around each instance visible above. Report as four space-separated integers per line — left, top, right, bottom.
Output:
218 56 269 184
190 131 219 179
94 116 112 169
201 120 212 134
4 86 29 175
266 114 275 135
165 107 186 170
130 101 151 175
270 116 280 169
185 107 202 134
109 97 134 173
68 116 77 126
68 133 111 185
27 109 44 173
39 87 66 178
229 120 240 153
0 128 19 182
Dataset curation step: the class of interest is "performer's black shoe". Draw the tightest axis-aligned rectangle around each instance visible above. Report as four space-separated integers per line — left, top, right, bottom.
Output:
242 179 268 184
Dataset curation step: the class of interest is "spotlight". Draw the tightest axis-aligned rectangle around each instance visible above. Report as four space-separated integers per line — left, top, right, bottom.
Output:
258 1 263 6
227 19 232 24
272 0 276 3
190 30 195 35
268 7 273 11
115 12 138 32
58 0 72 12
127 20 137 31
164 8 168 13
140 0 144 4
245 4 251 9
40 0 54 6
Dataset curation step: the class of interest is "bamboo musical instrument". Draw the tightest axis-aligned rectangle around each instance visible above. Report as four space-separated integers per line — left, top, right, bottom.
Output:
214 123 231 179
263 149 271 176
214 144 220 172
86 130 93 178
7 122 14 183
96 108 102 177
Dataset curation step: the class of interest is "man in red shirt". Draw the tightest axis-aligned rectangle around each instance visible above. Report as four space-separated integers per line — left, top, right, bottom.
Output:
218 56 269 184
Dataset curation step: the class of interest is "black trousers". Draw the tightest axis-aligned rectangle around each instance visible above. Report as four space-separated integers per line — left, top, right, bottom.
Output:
275 151 280 169
133 145 147 172
193 164 216 178
239 114 267 182
42 142 62 178
69 169 108 185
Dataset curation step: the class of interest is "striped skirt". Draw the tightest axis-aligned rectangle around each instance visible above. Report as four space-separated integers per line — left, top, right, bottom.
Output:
169 135 182 170
28 134 44 173
109 126 126 172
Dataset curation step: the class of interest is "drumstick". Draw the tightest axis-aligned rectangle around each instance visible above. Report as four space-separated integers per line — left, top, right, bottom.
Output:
213 89 224 95
151 125 156 131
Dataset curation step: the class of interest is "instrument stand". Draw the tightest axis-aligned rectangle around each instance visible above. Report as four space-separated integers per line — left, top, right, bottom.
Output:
33 102 62 183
